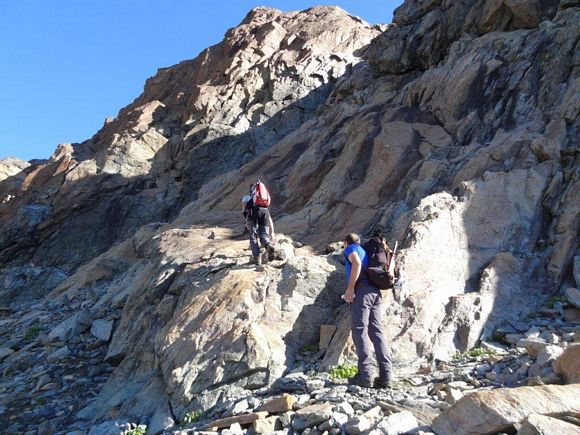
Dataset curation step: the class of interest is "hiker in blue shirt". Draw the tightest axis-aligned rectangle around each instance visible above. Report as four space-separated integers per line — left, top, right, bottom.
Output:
343 232 392 388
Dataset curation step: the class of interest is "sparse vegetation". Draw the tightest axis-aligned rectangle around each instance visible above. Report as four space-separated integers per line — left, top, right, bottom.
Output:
182 410 202 425
33 397 46 406
298 344 318 355
328 364 358 380
546 295 567 308
453 347 497 360
24 326 41 342
124 428 146 435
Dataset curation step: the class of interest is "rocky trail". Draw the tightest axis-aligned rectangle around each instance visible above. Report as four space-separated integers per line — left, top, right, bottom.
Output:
1 225 578 433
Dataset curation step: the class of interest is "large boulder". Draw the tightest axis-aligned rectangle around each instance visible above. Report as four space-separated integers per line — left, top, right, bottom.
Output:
432 384 580 435
157 253 343 415
565 288 580 309
516 413 580 435
48 308 93 342
73 223 344 421
553 344 580 384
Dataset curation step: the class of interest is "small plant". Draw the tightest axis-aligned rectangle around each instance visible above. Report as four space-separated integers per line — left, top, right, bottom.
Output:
182 410 202 425
33 397 46 406
298 344 318 355
328 364 358 380
453 347 497 360
24 326 41 342
546 295 567 308
125 428 146 435
526 312 539 320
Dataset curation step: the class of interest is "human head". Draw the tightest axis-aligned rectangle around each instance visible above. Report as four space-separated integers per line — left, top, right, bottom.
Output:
372 224 386 239
344 233 360 247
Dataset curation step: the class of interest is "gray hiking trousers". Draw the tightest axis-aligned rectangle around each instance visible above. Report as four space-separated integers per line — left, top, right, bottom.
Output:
249 207 273 258
351 283 392 384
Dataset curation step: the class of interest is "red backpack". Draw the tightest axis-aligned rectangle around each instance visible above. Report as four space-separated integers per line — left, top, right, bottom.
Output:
252 180 271 208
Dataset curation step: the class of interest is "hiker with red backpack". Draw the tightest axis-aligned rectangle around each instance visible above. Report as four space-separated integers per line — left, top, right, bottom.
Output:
342 229 393 389
244 180 276 265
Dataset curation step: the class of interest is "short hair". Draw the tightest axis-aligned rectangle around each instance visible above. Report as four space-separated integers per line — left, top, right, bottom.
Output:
372 224 386 239
344 233 360 245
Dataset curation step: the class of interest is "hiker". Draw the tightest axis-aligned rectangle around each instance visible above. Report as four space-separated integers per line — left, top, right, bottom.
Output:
244 181 276 265
343 232 392 388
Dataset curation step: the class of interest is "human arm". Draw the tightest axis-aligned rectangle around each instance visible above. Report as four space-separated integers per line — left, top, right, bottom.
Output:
344 251 361 303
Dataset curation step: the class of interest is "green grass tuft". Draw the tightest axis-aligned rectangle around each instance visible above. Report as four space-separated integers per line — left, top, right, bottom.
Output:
453 347 497 360
33 397 46 406
24 326 41 342
298 344 319 355
546 295 567 308
328 364 358 380
182 410 202 425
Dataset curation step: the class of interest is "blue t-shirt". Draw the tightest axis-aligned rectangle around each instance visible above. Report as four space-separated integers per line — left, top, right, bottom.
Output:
344 243 368 284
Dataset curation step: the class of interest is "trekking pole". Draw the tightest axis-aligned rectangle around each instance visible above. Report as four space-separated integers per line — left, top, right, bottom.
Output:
387 241 397 275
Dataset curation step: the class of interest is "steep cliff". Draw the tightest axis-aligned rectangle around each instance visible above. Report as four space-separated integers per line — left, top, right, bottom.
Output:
0 1 578 433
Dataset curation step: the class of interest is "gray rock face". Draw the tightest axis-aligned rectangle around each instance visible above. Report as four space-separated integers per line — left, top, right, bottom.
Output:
48 309 92 342
374 0 562 74
517 413 580 435
47 345 71 363
553 344 580 384
574 257 580 288
432 384 580 435
0 265 69 307
0 0 579 432
565 288 580 309
373 411 420 435
0 347 14 361
293 403 333 430
147 401 175 434
0 157 30 182
90 319 114 342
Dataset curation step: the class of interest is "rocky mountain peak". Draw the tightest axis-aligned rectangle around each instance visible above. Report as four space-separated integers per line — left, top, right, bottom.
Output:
0 7 379 274
0 156 30 182
0 0 578 433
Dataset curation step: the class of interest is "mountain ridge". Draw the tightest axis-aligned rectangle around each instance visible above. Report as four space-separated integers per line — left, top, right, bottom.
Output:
0 1 578 432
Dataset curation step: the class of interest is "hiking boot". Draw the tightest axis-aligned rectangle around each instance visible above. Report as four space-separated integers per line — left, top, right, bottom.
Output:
250 256 261 265
347 375 373 388
373 376 391 389
261 251 269 265
267 244 275 262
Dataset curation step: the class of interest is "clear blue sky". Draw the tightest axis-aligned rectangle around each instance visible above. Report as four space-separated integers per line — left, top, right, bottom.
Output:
0 1 401 161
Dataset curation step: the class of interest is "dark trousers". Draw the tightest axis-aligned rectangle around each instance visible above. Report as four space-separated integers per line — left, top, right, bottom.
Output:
249 209 272 257
351 283 392 383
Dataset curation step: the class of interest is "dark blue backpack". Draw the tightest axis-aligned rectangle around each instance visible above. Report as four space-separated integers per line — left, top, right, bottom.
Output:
363 237 395 290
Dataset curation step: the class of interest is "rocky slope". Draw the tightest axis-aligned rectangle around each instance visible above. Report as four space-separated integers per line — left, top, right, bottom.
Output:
0 1 579 434
0 6 381 293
